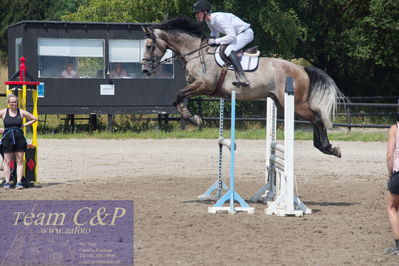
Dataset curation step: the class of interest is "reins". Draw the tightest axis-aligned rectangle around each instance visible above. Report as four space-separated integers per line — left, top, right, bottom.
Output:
158 43 210 65
144 30 214 73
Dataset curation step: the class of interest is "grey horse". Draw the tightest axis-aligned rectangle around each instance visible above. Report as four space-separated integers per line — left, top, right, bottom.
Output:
141 17 344 158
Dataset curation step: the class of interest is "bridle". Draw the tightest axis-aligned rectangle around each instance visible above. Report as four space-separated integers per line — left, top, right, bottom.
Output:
141 31 162 72
142 30 211 73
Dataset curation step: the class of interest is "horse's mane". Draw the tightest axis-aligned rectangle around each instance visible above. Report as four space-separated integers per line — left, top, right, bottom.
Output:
151 16 205 38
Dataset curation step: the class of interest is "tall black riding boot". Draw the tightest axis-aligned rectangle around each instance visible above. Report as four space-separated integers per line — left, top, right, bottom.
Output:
228 51 250 87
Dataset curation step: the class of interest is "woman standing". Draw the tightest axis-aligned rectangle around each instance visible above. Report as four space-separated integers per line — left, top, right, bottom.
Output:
385 113 399 254
1 94 37 190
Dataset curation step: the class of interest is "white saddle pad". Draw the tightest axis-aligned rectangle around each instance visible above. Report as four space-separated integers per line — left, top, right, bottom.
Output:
215 46 260 71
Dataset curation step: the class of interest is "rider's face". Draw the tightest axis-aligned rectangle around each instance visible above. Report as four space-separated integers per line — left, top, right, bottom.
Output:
195 11 206 22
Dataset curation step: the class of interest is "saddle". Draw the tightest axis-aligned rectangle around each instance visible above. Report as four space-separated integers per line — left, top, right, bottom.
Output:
214 45 260 71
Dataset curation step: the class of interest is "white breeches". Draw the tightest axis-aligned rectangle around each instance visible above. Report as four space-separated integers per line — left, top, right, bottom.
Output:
224 28 254 56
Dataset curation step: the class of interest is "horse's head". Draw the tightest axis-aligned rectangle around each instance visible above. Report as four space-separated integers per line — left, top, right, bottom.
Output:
141 27 169 76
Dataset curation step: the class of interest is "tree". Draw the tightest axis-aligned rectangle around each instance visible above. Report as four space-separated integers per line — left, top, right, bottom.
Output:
3 0 396 96
293 0 399 96
63 0 303 57
341 0 399 95
0 0 80 62
211 0 304 57
63 0 192 23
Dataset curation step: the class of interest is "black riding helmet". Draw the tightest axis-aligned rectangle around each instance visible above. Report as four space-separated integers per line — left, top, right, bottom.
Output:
192 0 211 13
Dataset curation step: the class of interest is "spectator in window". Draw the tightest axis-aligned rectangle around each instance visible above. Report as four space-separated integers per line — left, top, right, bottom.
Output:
61 63 78 78
110 63 128 78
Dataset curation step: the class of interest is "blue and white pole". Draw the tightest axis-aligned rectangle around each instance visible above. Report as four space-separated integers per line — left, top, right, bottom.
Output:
209 91 255 214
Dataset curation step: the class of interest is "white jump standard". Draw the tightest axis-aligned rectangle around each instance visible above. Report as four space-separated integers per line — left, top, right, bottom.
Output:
208 91 255 214
251 77 312 216
249 96 280 203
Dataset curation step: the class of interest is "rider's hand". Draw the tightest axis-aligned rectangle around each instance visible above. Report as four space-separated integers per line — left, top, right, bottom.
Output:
208 38 218 47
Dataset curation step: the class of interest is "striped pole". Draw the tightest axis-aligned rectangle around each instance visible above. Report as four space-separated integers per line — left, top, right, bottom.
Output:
197 98 228 201
209 90 255 214
229 91 236 212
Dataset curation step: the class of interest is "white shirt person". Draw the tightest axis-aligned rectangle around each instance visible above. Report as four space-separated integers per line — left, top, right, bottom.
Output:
193 0 253 86
61 63 77 78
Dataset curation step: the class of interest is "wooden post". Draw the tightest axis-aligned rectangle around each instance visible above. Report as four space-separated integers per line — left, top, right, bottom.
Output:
107 114 114 132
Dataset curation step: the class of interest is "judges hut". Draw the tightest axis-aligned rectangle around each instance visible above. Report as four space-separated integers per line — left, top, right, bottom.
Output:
7 20 186 125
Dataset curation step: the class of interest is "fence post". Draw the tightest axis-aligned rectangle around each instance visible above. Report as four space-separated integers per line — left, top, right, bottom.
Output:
107 114 114 132
180 118 186 130
198 98 203 120
89 114 97 131
346 105 352 132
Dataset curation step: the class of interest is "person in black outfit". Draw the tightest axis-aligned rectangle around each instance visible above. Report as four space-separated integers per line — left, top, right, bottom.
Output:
385 113 399 254
1 94 37 190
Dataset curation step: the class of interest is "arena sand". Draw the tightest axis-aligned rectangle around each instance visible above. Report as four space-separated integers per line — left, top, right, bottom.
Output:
0 139 397 266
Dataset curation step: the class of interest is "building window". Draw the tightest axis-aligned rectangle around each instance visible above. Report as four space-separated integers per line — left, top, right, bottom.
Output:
109 39 173 79
37 38 105 78
15 38 23 72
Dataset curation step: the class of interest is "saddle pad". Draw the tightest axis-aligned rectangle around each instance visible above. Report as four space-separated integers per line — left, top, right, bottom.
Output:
215 46 260 71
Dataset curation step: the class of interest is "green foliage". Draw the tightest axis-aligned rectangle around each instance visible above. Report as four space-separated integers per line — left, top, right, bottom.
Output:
0 0 80 61
1 0 398 96
210 0 304 56
62 0 193 23
293 0 399 96
63 0 398 95
77 57 103 78
343 0 398 68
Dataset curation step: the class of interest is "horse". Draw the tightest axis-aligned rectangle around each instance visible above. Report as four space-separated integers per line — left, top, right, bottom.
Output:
141 17 344 158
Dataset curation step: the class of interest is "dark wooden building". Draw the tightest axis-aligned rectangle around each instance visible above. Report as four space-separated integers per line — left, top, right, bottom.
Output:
7 21 187 115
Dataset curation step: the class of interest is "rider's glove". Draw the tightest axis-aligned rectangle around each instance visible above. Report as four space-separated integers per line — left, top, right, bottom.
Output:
208 38 218 47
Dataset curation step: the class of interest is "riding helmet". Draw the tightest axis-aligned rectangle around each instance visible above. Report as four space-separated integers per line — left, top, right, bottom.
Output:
192 0 211 13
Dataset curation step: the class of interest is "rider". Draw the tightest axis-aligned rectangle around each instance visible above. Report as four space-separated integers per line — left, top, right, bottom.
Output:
192 0 254 87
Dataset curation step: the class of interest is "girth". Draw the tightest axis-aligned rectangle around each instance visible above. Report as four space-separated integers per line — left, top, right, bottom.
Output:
213 67 229 98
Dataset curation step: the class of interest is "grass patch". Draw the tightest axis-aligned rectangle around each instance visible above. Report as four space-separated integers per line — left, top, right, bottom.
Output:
37 127 388 142
324 131 387 142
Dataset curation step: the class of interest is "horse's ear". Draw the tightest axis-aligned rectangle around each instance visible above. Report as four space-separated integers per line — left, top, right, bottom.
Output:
142 26 150 34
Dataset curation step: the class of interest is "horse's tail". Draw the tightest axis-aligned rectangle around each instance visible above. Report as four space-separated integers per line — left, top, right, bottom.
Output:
304 66 345 129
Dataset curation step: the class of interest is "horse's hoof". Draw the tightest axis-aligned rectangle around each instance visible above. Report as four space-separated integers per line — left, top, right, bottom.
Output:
190 115 203 127
332 146 341 158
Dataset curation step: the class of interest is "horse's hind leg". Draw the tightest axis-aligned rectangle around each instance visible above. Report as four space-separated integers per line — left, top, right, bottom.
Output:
296 103 341 158
312 113 341 158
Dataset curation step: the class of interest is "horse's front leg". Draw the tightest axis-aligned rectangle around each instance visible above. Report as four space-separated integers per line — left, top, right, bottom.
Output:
173 80 208 127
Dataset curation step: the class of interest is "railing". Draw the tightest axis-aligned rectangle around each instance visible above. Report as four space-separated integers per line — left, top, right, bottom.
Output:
188 96 399 129
42 96 398 131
